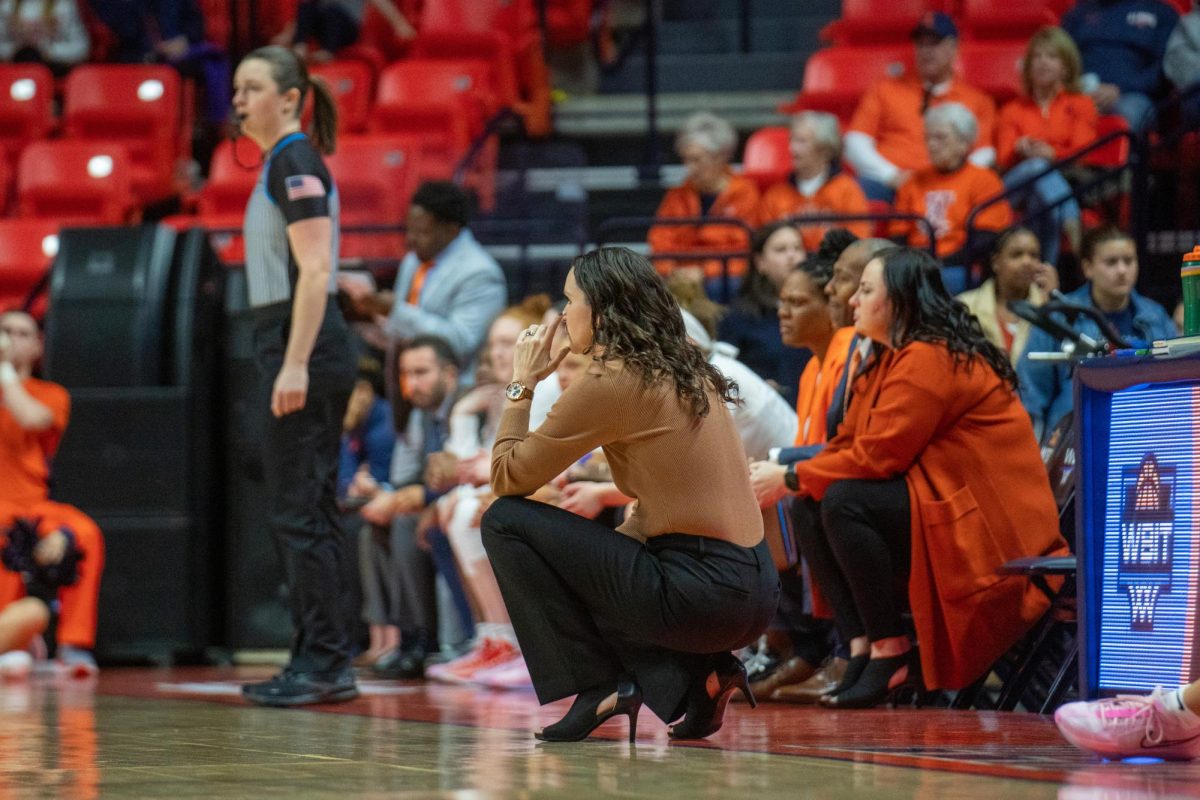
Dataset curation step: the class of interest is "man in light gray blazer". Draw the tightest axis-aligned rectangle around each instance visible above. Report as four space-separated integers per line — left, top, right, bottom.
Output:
343 180 507 377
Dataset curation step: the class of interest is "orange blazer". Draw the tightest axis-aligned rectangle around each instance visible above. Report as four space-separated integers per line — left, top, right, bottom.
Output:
760 174 871 252
890 163 1012 258
794 341 1068 689
647 170 761 279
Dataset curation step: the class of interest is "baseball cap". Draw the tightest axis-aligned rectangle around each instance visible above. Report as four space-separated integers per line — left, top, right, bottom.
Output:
910 11 958 41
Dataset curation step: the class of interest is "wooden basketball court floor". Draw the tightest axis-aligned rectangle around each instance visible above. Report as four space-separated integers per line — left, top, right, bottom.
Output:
4 666 1200 799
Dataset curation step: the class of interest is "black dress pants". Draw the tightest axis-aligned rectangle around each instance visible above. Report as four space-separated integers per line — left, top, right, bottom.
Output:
481 497 779 722
254 301 357 675
792 478 911 644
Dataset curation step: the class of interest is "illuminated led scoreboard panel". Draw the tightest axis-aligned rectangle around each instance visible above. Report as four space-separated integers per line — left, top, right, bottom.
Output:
1077 355 1200 699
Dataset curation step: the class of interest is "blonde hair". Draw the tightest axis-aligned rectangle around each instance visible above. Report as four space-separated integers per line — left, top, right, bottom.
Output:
497 293 552 330
1022 27 1083 96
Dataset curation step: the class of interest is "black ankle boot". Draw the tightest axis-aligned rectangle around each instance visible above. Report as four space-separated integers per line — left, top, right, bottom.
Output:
668 654 756 740
535 680 643 743
820 652 913 709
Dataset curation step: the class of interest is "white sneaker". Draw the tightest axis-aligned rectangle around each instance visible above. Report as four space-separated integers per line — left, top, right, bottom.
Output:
1055 687 1200 761
58 646 99 679
0 650 33 682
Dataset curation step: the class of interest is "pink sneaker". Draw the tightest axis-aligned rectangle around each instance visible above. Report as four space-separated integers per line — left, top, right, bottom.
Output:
472 653 533 690
1055 688 1200 761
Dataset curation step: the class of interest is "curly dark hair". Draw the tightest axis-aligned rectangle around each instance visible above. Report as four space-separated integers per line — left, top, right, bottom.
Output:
571 247 738 418
877 247 1019 389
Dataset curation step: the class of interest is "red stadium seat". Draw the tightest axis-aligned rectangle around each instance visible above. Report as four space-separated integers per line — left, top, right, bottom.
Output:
196 138 263 226
957 40 1026 106
0 219 59 317
328 136 420 262
62 65 183 204
742 126 793 192
308 60 375 134
371 60 494 176
1081 114 1131 168
413 0 552 136
16 141 137 225
0 156 9 217
782 44 912 122
196 0 232 47
960 0 1057 40
821 0 950 46
328 135 421 226
0 64 55 168
545 0 592 47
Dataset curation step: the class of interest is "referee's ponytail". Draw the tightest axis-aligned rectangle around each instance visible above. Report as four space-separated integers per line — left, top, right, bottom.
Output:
306 76 338 155
241 45 340 155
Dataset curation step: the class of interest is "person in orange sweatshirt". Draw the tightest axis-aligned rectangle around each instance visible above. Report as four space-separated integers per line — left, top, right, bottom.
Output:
787 247 1067 708
845 12 996 203
759 111 871 251
648 111 761 291
0 311 104 678
891 102 1012 273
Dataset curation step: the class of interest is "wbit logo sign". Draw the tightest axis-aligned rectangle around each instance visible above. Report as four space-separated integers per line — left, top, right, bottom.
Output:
1118 454 1177 631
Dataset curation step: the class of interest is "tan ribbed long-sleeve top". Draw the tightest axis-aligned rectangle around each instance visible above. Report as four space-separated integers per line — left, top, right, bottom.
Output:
491 359 764 547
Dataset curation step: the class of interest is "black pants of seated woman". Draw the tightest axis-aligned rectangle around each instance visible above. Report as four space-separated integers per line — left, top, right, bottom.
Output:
481 497 779 723
793 478 912 643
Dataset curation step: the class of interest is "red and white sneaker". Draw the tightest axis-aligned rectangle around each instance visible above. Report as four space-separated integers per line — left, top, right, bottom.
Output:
1055 687 1200 761
427 638 516 684
472 654 533 690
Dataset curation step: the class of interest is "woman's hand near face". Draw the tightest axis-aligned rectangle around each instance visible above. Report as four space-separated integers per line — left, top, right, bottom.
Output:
1033 261 1059 295
512 314 570 386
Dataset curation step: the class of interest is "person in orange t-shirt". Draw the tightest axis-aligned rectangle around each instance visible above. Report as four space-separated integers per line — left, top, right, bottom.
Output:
0 311 104 677
760 111 871 251
648 111 760 289
891 103 1012 266
845 12 996 204
997 27 1097 265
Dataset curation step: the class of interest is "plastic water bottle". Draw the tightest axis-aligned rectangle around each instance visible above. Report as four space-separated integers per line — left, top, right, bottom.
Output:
1184 246 1200 336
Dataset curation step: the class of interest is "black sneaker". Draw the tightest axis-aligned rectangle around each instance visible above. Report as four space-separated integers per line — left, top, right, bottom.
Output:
242 668 359 707
371 647 426 680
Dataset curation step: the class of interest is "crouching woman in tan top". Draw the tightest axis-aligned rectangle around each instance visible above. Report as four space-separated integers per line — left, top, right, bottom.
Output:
483 247 779 743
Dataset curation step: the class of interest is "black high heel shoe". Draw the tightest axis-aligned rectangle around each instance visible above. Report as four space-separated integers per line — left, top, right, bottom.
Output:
822 653 869 699
820 652 914 709
668 655 756 740
535 679 643 743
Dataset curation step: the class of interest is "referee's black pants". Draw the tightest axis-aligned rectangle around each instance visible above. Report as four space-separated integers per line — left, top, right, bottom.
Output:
481 497 779 722
254 301 357 675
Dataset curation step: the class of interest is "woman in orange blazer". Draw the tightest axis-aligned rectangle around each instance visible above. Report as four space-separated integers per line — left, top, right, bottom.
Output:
790 246 1067 708
648 111 761 286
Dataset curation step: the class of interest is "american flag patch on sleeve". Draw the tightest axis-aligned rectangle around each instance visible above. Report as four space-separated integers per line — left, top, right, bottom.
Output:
285 174 326 200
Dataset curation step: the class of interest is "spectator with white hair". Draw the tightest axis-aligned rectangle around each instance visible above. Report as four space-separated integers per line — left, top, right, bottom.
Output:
648 111 761 290
760 111 871 251
889 103 1012 272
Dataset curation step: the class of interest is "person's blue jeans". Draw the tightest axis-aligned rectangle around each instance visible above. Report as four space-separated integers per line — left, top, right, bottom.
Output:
1003 157 1080 266
857 176 896 204
1112 91 1156 135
